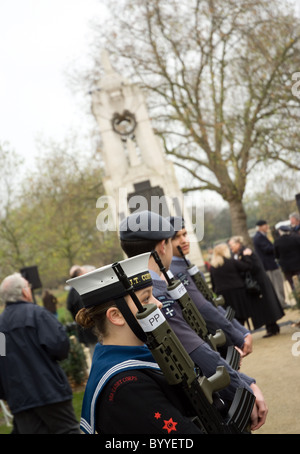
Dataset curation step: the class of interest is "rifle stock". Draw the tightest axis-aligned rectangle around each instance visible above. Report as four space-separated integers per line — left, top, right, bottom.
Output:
175 248 241 361
152 250 226 351
225 306 235 322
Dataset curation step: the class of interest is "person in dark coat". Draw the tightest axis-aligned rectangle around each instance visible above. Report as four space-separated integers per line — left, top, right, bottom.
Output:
67 265 98 356
274 225 300 290
0 272 80 434
229 236 284 338
209 243 253 326
42 289 58 316
253 220 288 309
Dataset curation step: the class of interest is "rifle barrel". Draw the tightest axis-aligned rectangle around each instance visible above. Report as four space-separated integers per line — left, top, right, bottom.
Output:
177 245 190 266
151 250 173 285
112 262 146 313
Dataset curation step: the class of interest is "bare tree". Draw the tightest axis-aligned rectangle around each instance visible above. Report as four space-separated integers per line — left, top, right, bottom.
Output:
0 143 28 272
85 0 300 243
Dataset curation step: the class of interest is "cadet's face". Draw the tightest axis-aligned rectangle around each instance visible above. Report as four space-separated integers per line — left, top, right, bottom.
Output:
172 228 190 257
126 286 163 316
123 287 163 346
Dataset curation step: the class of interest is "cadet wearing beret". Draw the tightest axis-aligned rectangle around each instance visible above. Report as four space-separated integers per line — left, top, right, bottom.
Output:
119 210 268 431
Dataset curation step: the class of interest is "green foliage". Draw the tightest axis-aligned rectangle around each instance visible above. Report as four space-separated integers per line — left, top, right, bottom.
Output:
72 390 85 422
57 306 73 325
0 139 123 287
244 174 299 228
60 335 88 387
201 205 232 248
201 173 300 247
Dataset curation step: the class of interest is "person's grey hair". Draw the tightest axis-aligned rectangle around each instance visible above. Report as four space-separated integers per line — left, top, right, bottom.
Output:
69 265 83 278
0 273 27 303
289 212 300 221
82 265 96 273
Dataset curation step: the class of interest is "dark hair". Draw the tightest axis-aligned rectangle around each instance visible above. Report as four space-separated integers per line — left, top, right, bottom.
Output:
75 301 116 342
120 238 169 258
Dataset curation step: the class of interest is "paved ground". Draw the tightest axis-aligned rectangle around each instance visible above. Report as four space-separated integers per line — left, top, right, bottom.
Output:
241 306 300 434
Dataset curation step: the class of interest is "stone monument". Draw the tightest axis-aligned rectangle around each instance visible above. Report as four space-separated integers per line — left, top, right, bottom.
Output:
91 50 204 267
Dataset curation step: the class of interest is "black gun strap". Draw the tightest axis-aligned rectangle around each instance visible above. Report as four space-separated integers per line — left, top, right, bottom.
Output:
115 297 147 343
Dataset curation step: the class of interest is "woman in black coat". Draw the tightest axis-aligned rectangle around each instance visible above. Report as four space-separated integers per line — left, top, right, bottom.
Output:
228 236 284 337
210 242 253 326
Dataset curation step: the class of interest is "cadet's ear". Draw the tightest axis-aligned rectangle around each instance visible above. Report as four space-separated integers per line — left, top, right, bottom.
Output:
156 239 166 256
106 307 125 327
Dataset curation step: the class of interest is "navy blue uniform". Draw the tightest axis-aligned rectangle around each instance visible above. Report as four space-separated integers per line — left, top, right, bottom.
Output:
170 256 250 348
150 270 255 404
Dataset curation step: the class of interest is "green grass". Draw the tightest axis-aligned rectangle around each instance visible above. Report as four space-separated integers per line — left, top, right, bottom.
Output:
72 390 85 421
0 419 11 434
0 390 84 434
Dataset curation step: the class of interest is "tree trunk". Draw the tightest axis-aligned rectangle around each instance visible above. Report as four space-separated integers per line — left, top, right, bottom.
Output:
228 198 252 246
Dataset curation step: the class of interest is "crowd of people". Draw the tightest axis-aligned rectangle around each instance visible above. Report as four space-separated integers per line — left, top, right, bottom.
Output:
0 210 298 434
209 217 300 338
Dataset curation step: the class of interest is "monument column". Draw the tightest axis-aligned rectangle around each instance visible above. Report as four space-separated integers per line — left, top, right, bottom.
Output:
91 51 204 267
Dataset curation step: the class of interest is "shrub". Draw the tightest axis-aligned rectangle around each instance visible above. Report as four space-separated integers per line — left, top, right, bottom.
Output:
60 335 88 387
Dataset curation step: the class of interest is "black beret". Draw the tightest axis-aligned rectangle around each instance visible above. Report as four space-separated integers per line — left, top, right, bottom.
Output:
278 225 291 232
256 220 267 226
167 216 185 233
119 210 174 242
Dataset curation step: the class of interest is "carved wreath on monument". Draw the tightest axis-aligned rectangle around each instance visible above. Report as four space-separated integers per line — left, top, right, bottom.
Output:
111 110 137 136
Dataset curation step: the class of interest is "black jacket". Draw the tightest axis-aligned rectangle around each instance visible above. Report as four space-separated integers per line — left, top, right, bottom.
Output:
0 300 72 414
210 256 252 293
97 369 202 434
238 249 284 329
274 234 300 272
253 231 278 271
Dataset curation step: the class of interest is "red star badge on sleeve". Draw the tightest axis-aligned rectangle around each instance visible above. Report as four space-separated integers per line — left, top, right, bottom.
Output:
162 417 178 433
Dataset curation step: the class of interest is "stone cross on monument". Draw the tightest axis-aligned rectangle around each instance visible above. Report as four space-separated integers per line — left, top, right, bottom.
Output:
91 50 204 267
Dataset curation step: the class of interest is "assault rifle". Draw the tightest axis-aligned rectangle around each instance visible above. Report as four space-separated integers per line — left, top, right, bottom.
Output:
177 246 235 322
151 250 225 352
152 250 240 371
112 261 255 434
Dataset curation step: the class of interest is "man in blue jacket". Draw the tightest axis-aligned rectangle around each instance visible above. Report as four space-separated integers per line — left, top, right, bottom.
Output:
0 272 80 434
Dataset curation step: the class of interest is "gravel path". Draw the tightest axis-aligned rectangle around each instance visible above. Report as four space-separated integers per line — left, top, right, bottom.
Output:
241 307 300 434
